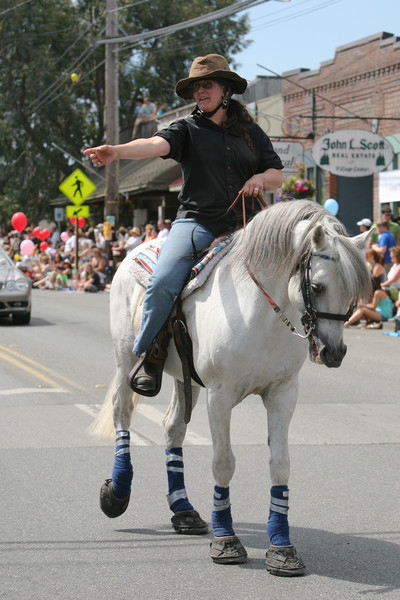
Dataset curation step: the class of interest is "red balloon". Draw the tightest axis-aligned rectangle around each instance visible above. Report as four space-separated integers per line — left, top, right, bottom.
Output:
11 212 28 233
39 228 50 240
40 241 49 251
69 217 85 228
32 227 41 238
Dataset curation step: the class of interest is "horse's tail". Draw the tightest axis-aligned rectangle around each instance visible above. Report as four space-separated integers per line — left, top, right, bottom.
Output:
87 372 139 440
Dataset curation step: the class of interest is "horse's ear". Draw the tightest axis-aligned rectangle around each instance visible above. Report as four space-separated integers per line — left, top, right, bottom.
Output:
351 229 372 250
311 224 326 251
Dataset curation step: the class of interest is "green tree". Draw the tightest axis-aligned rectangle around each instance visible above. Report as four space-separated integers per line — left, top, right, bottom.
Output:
0 0 250 227
119 0 250 115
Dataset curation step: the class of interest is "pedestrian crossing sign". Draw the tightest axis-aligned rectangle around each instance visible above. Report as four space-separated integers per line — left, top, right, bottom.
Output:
59 168 96 205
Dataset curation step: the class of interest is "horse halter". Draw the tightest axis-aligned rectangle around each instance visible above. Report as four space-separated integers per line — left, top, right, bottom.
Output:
300 253 356 334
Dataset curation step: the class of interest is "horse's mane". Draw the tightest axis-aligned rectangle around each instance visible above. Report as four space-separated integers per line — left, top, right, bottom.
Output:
229 199 371 302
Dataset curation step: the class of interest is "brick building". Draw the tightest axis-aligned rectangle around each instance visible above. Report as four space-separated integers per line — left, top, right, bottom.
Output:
281 32 400 234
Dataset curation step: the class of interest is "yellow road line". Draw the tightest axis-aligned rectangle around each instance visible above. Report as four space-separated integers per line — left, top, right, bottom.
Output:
0 350 68 390
0 344 87 393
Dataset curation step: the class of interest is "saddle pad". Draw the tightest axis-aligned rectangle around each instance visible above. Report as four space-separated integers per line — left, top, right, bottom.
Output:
128 235 234 298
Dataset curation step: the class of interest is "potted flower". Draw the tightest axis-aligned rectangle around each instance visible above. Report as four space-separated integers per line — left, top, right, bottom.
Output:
278 163 316 201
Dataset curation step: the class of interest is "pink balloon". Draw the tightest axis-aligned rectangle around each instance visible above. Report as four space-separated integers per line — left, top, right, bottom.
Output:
11 212 28 233
20 239 35 256
61 231 69 242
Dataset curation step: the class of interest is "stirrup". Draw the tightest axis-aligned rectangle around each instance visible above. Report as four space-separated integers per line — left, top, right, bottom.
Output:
128 357 163 397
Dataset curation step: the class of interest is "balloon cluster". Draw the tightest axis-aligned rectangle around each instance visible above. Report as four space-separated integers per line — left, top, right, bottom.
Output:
11 212 54 255
69 217 86 227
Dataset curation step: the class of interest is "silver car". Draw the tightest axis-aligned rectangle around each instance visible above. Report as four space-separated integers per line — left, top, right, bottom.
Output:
0 245 32 324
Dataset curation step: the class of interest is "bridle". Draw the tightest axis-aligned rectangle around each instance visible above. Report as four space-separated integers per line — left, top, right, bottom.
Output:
246 250 355 340
299 253 356 334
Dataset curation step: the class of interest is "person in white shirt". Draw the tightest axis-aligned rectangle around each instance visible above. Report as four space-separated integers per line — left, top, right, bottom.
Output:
125 227 143 253
64 228 76 256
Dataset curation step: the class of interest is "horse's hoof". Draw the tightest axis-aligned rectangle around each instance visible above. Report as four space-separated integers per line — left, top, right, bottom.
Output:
209 536 247 564
266 544 306 576
171 510 208 535
100 479 130 518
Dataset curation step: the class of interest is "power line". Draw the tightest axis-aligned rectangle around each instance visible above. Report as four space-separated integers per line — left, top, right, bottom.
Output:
256 62 371 127
97 0 286 45
0 0 34 16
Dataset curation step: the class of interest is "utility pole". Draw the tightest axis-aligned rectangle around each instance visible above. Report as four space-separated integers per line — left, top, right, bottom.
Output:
105 0 119 230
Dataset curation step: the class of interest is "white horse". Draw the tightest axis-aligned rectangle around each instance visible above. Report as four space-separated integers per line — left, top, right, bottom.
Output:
91 200 371 575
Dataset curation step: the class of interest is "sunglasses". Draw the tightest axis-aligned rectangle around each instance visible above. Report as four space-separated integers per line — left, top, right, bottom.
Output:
191 80 215 93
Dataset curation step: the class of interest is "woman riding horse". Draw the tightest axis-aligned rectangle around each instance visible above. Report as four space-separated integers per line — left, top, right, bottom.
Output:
84 54 283 395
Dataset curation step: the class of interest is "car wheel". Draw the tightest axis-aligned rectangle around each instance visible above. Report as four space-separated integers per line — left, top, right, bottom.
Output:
12 312 31 325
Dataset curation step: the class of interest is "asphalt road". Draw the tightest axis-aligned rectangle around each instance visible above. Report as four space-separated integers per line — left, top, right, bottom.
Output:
0 289 399 600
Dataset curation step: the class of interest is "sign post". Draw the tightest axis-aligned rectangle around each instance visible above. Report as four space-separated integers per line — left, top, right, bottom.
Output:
59 168 96 269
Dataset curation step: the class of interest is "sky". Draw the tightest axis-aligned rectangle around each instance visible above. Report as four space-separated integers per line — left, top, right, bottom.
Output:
236 0 400 81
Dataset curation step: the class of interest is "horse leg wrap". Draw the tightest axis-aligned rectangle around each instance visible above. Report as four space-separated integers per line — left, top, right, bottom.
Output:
166 448 194 513
111 430 133 499
211 485 235 537
267 485 291 546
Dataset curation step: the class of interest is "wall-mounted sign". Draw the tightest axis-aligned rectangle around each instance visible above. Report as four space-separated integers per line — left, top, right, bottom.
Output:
312 129 394 178
272 141 304 174
379 169 400 204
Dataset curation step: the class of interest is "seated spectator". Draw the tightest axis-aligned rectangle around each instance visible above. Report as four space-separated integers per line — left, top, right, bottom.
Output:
90 246 108 288
157 219 171 239
55 258 73 289
125 227 143 254
344 275 393 330
371 220 396 273
111 226 127 264
77 263 101 293
381 246 400 299
143 223 157 243
32 252 52 284
365 248 386 284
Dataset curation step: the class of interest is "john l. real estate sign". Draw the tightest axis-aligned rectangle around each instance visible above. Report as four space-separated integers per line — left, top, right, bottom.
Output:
312 129 394 177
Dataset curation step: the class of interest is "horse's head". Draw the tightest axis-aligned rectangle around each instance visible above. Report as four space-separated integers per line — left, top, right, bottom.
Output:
289 222 371 368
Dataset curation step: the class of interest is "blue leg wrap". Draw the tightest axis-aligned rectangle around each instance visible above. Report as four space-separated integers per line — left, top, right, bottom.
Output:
267 485 291 546
111 430 133 499
165 448 193 513
211 485 235 537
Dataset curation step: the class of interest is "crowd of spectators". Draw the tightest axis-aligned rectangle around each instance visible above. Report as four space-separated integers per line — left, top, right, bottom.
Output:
131 96 169 139
349 204 400 330
0 219 171 293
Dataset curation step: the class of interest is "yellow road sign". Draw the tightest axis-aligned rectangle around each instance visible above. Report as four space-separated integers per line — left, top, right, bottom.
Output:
59 168 96 205
66 204 90 218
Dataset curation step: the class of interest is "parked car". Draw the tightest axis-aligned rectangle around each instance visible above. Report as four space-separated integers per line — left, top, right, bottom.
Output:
0 246 32 324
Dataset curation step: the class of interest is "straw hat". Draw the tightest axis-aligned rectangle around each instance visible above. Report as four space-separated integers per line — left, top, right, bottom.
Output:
175 54 247 100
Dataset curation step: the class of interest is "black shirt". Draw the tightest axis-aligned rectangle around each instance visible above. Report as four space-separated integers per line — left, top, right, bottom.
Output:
155 112 283 235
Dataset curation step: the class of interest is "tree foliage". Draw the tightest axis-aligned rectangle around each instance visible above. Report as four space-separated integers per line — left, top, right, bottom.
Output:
0 0 250 226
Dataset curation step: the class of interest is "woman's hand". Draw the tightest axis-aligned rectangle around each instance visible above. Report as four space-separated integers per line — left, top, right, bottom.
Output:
83 145 118 167
239 175 265 199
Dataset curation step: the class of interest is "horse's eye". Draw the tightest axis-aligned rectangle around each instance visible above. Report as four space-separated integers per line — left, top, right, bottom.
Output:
311 282 324 295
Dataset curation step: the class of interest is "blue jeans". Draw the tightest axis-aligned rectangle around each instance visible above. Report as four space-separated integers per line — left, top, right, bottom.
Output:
133 219 216 357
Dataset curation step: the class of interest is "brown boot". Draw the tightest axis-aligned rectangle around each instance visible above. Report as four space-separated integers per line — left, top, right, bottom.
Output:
126 328 171 397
